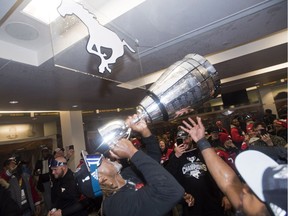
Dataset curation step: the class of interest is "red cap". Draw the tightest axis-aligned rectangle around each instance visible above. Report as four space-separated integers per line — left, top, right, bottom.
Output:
274 119 287 128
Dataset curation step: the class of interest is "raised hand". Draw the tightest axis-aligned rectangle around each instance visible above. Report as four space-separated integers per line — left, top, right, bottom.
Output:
180 117 205 143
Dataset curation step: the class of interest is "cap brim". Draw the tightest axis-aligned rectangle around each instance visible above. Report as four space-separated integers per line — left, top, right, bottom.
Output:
235 150 278 201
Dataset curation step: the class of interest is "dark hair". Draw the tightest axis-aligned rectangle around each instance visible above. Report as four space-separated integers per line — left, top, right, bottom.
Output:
207 126 219 134
253 121 266 129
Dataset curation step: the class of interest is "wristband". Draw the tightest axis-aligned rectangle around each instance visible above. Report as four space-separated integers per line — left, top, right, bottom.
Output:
197 138 211 151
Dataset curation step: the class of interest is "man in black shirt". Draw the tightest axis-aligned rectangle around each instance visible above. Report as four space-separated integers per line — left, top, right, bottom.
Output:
165 129 227 216
49 157 88 216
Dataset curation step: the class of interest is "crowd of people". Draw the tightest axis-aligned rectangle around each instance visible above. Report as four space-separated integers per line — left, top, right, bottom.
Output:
0 108 286 216
156 110 287 216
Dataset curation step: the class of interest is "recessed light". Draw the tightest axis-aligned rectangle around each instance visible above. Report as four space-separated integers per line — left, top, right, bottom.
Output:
9 100 18 104
22 0 146 25
72 105 78 108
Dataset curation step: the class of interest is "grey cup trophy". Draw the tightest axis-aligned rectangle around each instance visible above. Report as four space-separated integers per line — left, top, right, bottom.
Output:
96 53 220 153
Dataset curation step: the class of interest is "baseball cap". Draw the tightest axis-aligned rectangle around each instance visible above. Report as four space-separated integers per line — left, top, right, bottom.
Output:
177 129 188 139
54 147 64 152
274 119 287 128
49 159 67 168
74 151 103 198
8 157 17 163
235 150 287 216
41 146 49 151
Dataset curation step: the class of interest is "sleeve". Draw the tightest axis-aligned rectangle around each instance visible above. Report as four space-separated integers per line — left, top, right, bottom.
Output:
271 136 286 147
164 153 181 178
141 135 161 163
33 160 41 175
230 128 244 143
61 201 87 216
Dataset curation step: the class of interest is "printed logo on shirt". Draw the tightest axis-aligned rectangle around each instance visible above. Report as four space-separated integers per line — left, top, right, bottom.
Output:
61 187 66 192
182 156 207 179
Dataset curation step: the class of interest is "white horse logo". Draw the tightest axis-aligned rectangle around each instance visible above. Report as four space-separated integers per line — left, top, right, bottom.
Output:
57 0 135 73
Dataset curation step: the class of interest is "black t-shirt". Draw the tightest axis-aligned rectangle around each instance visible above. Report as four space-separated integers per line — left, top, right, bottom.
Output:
51 169 88 216
166 149 224 216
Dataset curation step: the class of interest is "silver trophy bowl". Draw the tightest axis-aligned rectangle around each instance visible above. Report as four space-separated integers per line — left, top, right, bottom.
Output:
137 53 220 122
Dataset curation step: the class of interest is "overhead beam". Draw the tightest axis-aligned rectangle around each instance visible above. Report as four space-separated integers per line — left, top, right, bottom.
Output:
117 29 288 90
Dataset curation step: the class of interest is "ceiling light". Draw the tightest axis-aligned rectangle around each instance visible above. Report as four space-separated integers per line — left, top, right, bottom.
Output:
9 100 18 104
246 86 257 91
221 62 288 84
88 0 146 25
22 0 62 24
22 0 145 25
72 105 78 108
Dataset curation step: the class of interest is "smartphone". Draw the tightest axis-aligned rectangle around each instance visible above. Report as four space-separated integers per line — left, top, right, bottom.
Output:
176 138 184 146
260 129 267 136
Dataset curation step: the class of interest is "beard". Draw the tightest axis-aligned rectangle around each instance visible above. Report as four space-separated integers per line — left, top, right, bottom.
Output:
54 168 65 179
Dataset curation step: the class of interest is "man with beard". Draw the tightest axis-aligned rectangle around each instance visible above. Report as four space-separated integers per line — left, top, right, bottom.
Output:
165 129 229 216
49 157 88 216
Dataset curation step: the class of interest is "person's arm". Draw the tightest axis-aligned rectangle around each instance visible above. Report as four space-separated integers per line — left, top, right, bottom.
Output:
141 135 161 162
230 128 245 143
33 160 42 176
180 117 243 210
61 202 87 216
126 114 161 162
165 144 185 177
